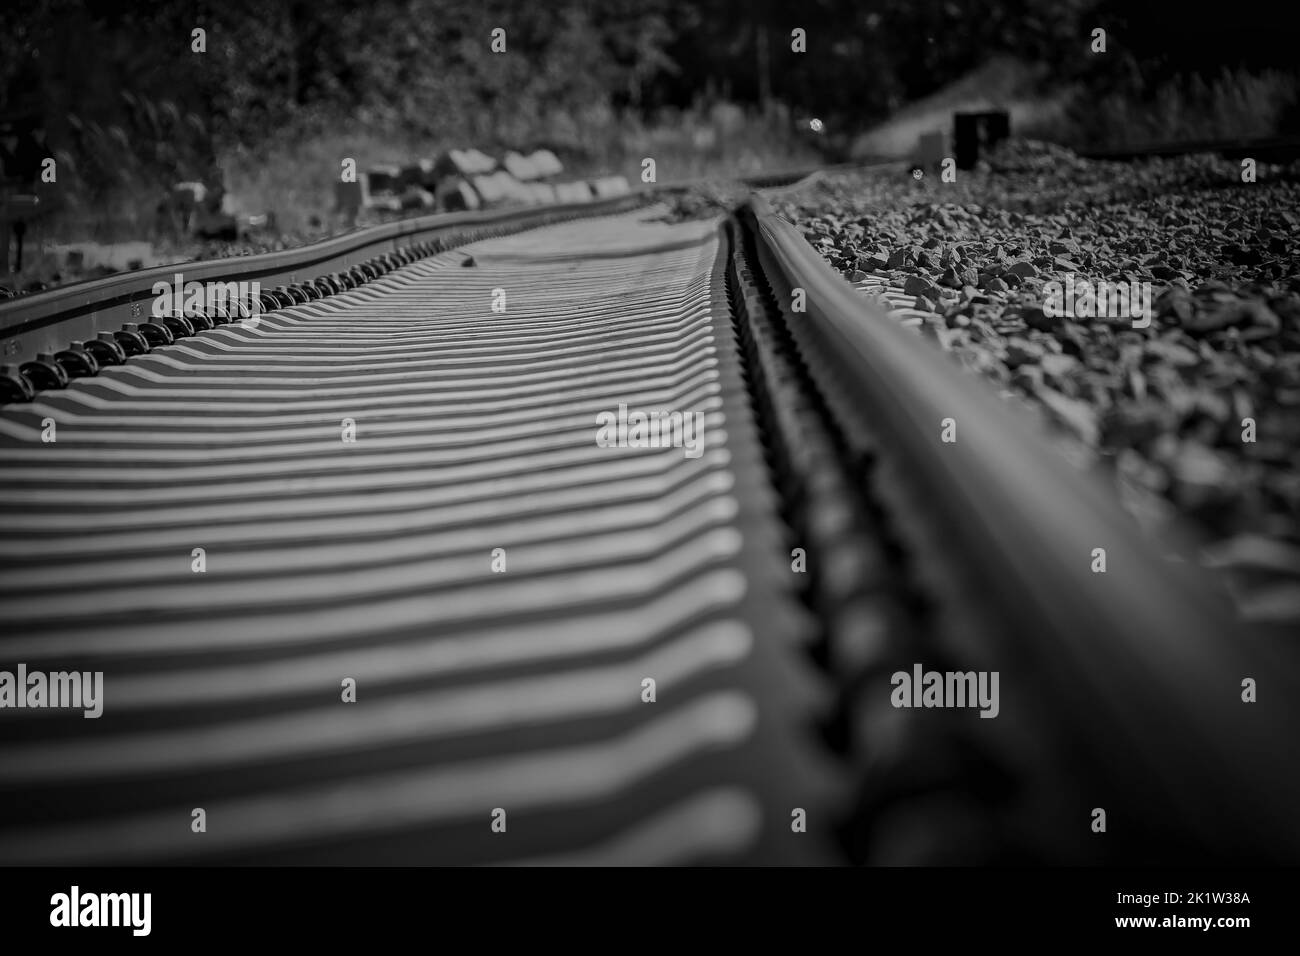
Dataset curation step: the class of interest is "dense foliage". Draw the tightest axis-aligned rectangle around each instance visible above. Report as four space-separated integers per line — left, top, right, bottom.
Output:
1 0 1295 194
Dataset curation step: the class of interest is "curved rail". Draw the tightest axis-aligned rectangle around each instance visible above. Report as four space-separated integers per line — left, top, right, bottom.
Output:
0 192 653 369
0 165 846 394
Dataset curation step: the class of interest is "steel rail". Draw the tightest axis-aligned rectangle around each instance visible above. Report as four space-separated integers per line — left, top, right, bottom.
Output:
742 192 1300 863
0 165 846 388
0 192 655 365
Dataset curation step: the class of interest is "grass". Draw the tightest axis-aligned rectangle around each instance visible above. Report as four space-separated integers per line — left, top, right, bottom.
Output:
1027 68 1300 151
849 64 1299 161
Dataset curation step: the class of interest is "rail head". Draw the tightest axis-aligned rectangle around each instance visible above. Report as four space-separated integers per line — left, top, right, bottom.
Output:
743 192 1300 861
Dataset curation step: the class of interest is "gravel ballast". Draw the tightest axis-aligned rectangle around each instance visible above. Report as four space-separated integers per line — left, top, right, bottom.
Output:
771 140 1300 624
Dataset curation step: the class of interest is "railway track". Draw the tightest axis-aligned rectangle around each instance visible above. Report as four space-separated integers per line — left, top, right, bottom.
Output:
1 181 1298 866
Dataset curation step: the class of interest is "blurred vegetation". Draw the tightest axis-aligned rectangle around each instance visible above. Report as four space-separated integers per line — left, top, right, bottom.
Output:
1050 69 1300 151
1 0 1297 241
